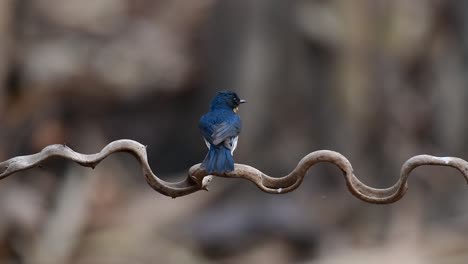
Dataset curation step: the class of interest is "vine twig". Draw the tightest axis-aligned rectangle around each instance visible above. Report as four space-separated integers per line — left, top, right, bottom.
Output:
0 139 467 204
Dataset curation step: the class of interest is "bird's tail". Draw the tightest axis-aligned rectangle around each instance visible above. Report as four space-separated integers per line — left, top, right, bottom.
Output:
202 145 234 174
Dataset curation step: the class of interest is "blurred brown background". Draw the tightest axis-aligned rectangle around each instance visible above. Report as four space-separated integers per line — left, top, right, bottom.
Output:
0 0 467 263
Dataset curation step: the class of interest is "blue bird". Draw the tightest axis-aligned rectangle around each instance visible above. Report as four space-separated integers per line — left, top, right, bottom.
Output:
199 91 246 174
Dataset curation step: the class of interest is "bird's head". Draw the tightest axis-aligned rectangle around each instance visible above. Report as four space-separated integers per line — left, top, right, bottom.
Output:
210 91 246 112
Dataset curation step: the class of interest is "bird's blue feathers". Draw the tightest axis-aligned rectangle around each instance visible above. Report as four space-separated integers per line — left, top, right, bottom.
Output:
203 145 234 174
199 91 244 174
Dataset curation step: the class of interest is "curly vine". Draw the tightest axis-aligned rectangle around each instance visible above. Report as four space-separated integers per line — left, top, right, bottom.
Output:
0 139 467 204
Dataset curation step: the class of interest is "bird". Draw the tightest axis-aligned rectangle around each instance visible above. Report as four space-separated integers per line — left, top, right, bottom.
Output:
199 91 246 174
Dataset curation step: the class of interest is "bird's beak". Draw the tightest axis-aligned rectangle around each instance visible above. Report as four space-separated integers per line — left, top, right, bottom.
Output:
239 99 246 104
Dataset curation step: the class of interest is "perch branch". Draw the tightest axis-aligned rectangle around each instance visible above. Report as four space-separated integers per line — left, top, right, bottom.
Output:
0 139 467 204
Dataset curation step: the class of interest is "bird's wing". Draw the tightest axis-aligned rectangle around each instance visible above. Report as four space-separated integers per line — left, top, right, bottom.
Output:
211 116 241 146
198 114 215 144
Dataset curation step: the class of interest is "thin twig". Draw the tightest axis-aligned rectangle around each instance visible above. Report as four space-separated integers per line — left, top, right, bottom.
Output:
0 139 467 204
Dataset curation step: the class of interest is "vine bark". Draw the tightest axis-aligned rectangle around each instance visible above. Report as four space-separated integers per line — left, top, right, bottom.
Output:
0 139 467 204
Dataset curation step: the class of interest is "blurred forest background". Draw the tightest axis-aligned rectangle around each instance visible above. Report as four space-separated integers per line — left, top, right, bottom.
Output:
0 0 468 263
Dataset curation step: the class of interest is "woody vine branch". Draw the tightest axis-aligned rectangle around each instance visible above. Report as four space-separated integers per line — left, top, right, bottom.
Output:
0 139 467 204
